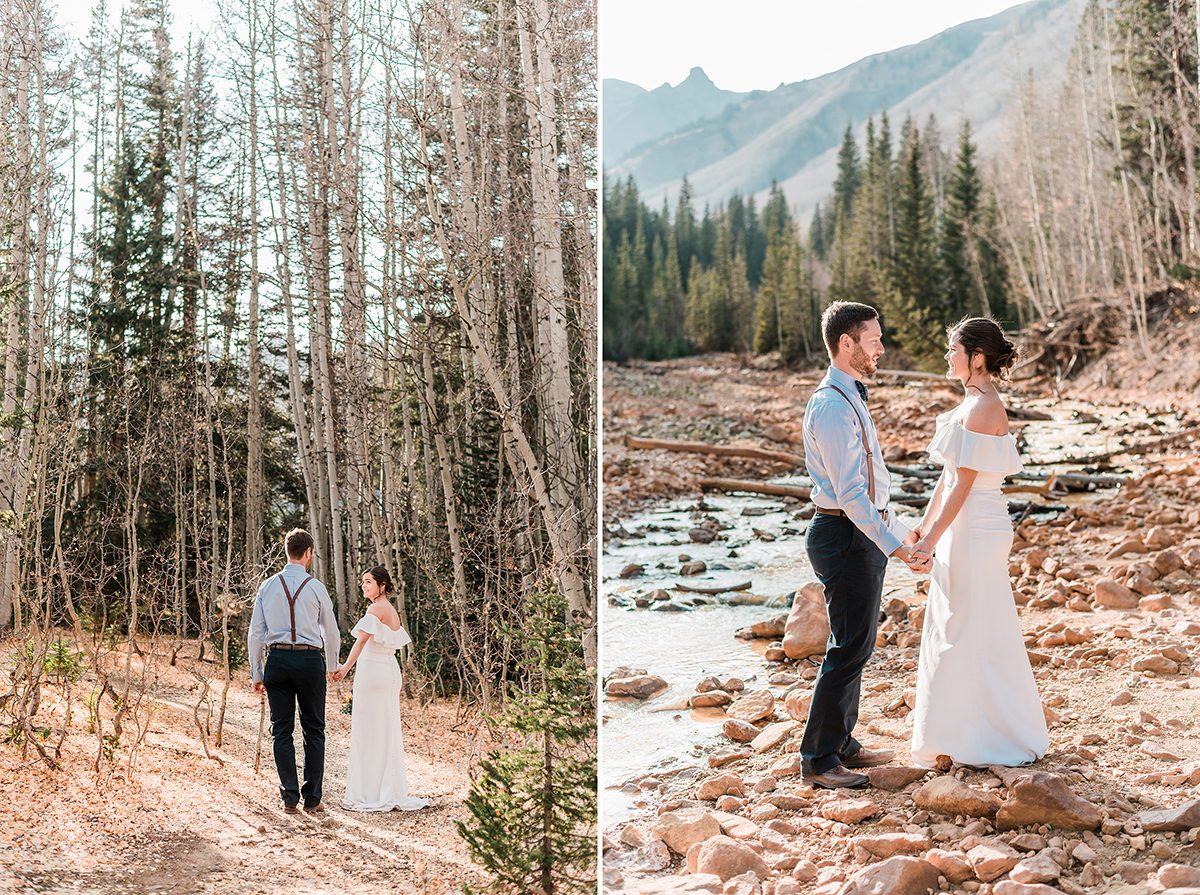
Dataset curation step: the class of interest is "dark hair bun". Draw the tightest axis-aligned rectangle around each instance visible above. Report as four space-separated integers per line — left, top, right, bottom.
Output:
948 316 1019 379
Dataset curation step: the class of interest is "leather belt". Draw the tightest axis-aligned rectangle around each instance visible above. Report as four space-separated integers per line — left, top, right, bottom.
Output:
814 506 890 521
268 643 321 651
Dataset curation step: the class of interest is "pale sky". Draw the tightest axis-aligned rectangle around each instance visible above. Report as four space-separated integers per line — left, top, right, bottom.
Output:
54 0 219 48
602 0 1032 92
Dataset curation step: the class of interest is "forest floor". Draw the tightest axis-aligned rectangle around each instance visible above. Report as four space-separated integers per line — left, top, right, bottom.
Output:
0 637 492 894
601 341 1200 894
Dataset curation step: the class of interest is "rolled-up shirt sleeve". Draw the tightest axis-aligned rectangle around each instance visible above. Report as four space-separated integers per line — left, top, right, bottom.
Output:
247 583 268 683
808 403 904 557
317 583 341 672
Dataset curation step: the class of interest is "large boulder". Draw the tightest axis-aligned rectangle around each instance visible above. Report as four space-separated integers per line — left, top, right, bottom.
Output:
838 856 940 895
693 835 770 883
914 776 1000 818
783 582 830 659
994 771 1102 831
652 810 722 856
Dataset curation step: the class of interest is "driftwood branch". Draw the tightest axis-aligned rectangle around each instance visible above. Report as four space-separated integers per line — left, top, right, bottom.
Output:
625 435 804 467
673 581 753 594
697 478 811 499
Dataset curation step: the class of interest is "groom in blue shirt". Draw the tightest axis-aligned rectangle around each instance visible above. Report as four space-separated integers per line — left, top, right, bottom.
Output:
800 302 931 789
248 529 341 812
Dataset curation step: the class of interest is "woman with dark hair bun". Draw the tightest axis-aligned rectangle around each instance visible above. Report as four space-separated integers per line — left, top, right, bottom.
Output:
908 316 1048 768
332 566 428 811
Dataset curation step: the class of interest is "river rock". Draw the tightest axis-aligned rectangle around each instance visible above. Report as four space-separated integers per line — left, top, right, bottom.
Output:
968 841 1021 882
708 747 751 768
652 810 722 855
1132 654 1180 675
721 871 762 895
925 848 973 883
837 856 940 895
994 771 1102 831
723 719 761 743
867 766 928 791
727 690 775 723
783 582 829 660
606 675 669 699
697 773 745 801
619 563 645 579
631 874 724 894
692 691 734 708
681 560 707 576
737 615 788 640
694 835 769 883
750 720 798 753
1139 798 1200 831
1155 549 1186 576
914 776 1000 818
783 688 812 722
992 884 1063 895
1094 579 1139 609
1159 864 1200 888
851 832 931 858
1009 853 1062 884
820 797 879 824
697 676 723 693
649 589 672 602
689 528 718 544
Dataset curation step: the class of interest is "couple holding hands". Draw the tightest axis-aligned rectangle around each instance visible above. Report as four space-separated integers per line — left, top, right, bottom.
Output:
799 302 1048 789
247 530 428 814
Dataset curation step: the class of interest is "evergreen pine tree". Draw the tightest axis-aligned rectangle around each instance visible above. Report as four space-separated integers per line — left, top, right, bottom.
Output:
457 578 597 895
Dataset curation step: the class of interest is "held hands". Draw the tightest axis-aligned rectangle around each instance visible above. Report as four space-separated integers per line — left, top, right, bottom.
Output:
897 529 933 574
330 664 348 682
252 681 265 694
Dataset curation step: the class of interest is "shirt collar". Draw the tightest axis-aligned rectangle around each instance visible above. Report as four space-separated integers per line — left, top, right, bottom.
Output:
826 366 862 396
285 562 307 574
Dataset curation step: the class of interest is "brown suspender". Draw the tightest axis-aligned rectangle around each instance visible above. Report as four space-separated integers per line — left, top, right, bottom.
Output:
815 382 877 506
277 574 313 643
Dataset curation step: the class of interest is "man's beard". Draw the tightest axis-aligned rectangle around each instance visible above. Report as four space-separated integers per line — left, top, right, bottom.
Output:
849 341 876 377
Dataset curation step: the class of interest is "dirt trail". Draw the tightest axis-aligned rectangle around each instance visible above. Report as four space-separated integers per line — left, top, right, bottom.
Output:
1 640 490 894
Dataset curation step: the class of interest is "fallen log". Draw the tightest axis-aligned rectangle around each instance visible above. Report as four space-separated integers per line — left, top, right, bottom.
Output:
697 478 811 499
1007 405 1054 421
624 434 803 466
1062 426 1200 464
673 580 753 594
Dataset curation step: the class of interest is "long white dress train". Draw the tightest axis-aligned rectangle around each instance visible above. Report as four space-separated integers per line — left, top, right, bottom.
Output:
910 405 1049 768
342 614 429 811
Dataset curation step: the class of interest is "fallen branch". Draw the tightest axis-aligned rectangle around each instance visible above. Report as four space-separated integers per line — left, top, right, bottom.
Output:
625 435 803 467
1062 426 1200 464
673 581 753 594
697 478 811 499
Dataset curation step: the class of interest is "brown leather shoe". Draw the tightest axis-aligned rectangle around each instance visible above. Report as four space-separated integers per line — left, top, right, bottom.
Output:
802 764 869 789
303 802 326 814
842 746 896 768
283 804 300 814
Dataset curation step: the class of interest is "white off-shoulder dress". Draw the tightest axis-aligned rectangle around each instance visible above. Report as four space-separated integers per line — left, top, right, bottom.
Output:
342 614 429 811
910 405 1049 768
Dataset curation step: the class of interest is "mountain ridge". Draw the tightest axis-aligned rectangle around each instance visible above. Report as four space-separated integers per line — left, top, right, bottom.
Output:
604 0 1085 218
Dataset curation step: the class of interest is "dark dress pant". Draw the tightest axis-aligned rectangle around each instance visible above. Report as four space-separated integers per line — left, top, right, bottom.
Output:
263 649 326 807
799 513 889 775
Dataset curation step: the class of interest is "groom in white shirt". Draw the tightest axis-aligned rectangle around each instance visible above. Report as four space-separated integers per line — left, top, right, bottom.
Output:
799 302 931 789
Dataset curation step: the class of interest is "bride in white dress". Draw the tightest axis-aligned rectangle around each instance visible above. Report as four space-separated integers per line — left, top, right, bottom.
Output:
333 566 428 811
910 317 1048 768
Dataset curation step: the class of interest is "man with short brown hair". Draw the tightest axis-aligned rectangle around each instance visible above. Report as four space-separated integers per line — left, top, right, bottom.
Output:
248 528 340 813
